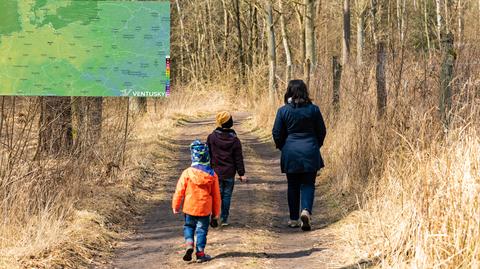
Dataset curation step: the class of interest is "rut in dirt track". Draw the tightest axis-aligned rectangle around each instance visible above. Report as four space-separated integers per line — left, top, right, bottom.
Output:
106 113 350 269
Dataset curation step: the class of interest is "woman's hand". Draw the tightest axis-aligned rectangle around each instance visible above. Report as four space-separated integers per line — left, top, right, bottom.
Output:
238 175 248 183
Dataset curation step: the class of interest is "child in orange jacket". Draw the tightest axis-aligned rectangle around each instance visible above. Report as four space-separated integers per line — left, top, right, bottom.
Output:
172 140 221 263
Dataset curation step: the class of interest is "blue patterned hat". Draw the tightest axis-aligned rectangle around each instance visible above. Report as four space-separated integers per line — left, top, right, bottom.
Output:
190 140 210 166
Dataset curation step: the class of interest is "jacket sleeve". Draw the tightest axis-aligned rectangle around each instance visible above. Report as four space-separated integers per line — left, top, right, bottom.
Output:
272 108 287 149
172 170 188 211
314 106 327 148
211 174 221 217
233 138 245 176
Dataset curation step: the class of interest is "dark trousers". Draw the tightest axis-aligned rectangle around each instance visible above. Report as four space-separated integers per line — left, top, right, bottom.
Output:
286 172 316 220
219 178 235 222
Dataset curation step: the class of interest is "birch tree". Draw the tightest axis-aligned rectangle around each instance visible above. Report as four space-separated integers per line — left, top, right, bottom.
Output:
266 1 277 103
304 0 315 69
221 0 230 61
234 0 246 78
278 0 292 82
436 0 443 48
356 0 367 66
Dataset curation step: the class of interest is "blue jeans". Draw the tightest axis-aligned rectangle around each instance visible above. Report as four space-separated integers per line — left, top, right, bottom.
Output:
286 172 316 220
184 214 210 252
220 178 235 222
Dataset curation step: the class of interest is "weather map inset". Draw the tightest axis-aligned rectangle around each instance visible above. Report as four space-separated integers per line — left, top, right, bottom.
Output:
0 0 170 97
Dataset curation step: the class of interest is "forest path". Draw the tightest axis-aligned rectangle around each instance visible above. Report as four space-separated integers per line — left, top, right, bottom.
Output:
105 113 354 269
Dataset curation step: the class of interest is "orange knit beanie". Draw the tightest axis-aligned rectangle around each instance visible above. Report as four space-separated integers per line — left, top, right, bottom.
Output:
216 111 232 128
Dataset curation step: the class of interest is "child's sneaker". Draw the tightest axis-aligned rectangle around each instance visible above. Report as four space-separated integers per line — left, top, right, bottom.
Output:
196 251 212 263
183 243 194 261
300 209 312 231
287 219 300 228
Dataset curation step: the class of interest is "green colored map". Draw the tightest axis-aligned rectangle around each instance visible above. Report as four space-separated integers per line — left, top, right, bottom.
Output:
0 0 170 97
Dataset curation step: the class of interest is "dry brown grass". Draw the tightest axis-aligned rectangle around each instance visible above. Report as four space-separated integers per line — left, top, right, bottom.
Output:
0 97 139 268
247 47 480 267
0 86 234 268
1 48 479 268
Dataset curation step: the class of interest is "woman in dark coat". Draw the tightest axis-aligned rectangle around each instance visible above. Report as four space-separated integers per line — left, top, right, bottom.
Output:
272 80 327 231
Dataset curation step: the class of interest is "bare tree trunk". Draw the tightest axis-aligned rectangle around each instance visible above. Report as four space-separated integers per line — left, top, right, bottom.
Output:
305 0 315 68
356 5 366 66
400 0 406 43
332 56 343 110
371 0 378 45
439 32 455 126
396 0 401 36
396 0 406 43
296 7 306 65
376 42 387 117
278 0 292 83
205 0 221 71
457 0 464 47
304 59 311 89
252 6 259 65
342 0 351 65
38 97 73 155
222 0 230 61
234 0 245 78
248 3 254 67
175 1 184 81
424 0 432 55
266 1 277 103
73 97 102 153
435 0 443 48
130 97 147 115
175 0 193 79
444 1 451 34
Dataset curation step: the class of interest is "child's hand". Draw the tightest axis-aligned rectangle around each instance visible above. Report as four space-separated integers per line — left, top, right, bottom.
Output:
210 217 219 228
238 175 248 183
173 208 179 214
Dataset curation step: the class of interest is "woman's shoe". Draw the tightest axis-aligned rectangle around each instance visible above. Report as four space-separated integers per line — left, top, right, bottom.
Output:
300 210 312 231
287 219 300 228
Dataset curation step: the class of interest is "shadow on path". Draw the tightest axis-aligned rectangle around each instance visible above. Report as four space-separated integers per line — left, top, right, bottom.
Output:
214 247 326 260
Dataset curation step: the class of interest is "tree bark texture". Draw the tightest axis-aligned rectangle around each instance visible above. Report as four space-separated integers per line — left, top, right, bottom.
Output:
38 97 73 155
376 42 387 117
342 0 351 65
333 56 343 110
439 33 455 126
266 1 277 103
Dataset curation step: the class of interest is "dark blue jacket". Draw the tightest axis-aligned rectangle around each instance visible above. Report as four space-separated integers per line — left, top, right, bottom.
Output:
272 103 326 173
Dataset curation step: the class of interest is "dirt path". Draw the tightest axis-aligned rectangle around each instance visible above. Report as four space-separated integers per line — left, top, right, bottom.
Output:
106 113 353 269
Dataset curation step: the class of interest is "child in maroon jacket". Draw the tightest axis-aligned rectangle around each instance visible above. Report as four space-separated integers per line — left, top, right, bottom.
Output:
207 111 247 226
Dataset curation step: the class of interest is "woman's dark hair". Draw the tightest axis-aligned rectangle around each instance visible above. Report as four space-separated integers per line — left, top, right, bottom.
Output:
284 80 312 105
